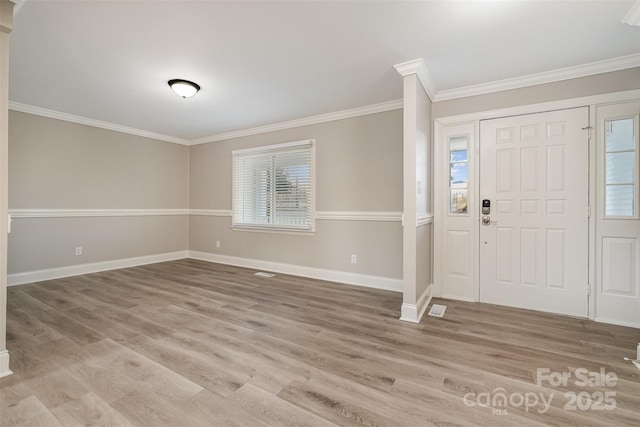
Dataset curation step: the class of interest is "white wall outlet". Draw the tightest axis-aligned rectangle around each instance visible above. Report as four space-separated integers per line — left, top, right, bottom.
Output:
216 240 221 248
351 254 357 264
75 246 83 256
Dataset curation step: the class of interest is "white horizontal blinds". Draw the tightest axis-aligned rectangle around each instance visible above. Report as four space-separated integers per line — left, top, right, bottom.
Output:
233 140 313 230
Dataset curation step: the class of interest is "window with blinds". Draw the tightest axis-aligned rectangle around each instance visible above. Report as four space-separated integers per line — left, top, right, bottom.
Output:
232 140 314 232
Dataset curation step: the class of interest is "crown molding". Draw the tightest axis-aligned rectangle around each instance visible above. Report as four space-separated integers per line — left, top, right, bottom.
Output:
13 0 27 15
9 54 639 145
1 0 13 31
433 53 640 102
623 0 640 26
394 58 437 101
8 101 190 145
190 99 403 145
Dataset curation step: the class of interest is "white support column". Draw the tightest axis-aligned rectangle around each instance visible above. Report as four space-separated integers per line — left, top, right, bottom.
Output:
0 0 14 378
395 59 435 323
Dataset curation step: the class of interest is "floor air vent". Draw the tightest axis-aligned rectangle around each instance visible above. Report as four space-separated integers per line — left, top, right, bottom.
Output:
428 304 447 318
254 272 275 278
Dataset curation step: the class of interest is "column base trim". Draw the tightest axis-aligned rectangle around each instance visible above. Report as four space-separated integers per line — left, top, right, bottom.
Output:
400 284 433 323
0 350 12 379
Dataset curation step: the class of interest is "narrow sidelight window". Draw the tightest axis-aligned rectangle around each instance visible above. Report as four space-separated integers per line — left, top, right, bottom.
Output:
449 136 469 214
605 118 637 217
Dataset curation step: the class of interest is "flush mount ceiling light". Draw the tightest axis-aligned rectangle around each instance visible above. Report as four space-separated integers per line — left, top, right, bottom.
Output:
168 79 200 98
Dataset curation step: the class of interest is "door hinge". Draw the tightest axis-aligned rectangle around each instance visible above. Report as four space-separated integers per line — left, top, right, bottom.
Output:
587 205 591 218
582 126 592 140
587 283 591 296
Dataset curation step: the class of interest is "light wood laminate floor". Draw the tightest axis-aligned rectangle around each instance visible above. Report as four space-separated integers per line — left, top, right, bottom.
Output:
1 259 639 426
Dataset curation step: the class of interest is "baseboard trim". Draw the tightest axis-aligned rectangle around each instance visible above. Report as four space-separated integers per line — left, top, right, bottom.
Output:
7 251 190 286
595 317 640 329
189 250 403 293
400 284 433 323
441 293 475 303
7 249 402 292
0 350 12 379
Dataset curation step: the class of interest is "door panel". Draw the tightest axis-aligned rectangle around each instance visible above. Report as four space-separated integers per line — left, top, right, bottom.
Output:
479 108 589 317
595 102 640 327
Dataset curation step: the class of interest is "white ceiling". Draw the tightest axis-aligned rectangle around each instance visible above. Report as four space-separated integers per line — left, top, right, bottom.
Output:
8 0 640 143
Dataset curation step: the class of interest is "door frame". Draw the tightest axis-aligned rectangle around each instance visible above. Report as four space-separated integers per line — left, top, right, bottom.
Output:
434 89 640 321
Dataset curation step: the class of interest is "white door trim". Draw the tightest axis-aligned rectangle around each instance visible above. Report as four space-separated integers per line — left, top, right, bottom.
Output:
434 89 640 322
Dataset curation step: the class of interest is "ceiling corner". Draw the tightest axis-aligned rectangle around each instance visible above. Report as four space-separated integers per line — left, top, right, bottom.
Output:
394 58 438 101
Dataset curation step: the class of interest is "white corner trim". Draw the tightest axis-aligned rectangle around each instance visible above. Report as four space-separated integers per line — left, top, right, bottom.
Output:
7 251 189 286
8 208 190 218
394 58 437 101
189 250 403 293
623 0 640 26
399 284 433 323
8 102 190 145
433 53 640 101
417 213 433 227
0 351 12 379
190 99 403 145
316 211 403 222
188 209 233 217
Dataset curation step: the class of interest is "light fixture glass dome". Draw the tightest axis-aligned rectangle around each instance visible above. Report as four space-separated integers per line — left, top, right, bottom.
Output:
168 79 200 98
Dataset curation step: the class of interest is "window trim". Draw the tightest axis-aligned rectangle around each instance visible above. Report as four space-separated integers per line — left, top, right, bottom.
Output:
232 139 316 234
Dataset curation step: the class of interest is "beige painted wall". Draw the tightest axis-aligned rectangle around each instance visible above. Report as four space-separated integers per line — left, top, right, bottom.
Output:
433 67 640 119
8 111 189 274
9 112 188 209
189 110 404 280
9 216 188 273
190 216 402 279
190 110 403 212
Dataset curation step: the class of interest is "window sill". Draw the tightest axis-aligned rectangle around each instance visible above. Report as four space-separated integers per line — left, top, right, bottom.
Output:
231 225 316 237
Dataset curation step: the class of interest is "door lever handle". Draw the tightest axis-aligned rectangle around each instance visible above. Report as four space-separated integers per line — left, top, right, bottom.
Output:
482 216 498 226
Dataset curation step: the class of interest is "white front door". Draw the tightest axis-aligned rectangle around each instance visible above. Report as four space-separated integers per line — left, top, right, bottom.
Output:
479 108 589 317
